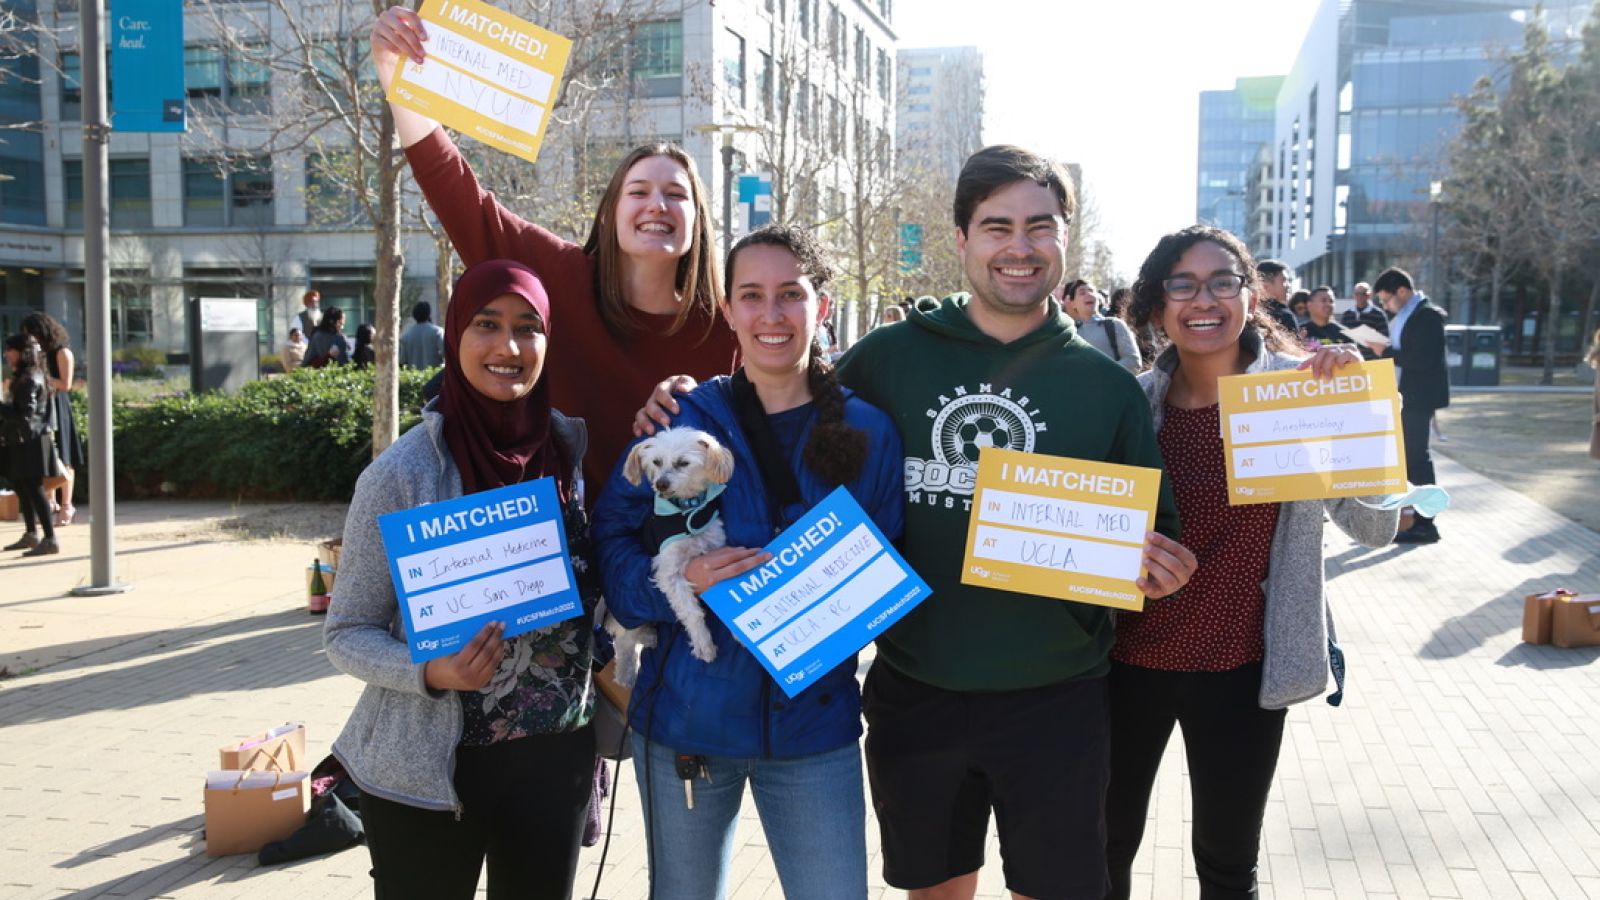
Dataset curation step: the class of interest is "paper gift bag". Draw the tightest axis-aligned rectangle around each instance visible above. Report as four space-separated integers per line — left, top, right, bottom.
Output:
203 770 309 857
1551 594 1600 649
0 491 18 522
1522 589 1572 645
220 723 306 772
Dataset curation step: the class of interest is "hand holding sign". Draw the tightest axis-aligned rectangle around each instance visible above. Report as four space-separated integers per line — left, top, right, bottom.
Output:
423 621 505 691
1136 531 1196 600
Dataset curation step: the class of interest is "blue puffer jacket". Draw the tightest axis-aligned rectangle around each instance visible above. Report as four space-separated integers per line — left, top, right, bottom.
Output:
593 376 904 759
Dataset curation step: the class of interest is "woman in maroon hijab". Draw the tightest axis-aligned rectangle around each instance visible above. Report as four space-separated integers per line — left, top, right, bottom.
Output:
324 260 600 900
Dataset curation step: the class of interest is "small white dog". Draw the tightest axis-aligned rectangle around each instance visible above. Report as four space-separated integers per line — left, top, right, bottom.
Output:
606 427 735 687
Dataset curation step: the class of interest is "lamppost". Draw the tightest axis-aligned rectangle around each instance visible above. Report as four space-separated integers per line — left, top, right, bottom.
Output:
1428 180 1443 296
695 123 762 252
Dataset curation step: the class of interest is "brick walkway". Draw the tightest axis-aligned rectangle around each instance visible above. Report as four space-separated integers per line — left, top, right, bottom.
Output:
1 455 1597 899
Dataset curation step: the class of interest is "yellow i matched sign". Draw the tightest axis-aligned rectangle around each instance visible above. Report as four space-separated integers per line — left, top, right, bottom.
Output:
960 448 1162 612
1218 359 1407 505
388 0 572 164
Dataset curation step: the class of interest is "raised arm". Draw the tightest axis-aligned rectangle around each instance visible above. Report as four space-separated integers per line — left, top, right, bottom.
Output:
370 6 581 272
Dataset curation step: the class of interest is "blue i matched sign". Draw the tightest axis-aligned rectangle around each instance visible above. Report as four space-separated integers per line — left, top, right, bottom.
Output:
377 478 583 664
701 486 932 697
110 0 187 132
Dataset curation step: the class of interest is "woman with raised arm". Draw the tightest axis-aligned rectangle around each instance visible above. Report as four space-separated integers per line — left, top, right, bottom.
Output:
324 260 600 900
371 7 740 497
1104 226 1398 900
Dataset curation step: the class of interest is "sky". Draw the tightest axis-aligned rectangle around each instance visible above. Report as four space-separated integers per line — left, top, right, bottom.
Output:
896 0 1324 281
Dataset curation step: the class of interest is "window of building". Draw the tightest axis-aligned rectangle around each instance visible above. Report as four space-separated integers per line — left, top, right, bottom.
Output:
310 265 377 332
63 157 153 228
631 19 683 98
304 151 367 226
758 50 773 120
724 29 746 108
907 102 930 113
112 271 154 347
876 50 891 101
855 27 869 82
827 4 842 63
184 43 272 116
183 156 274 227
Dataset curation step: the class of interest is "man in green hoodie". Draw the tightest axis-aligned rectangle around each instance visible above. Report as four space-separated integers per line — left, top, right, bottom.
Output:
836 145 1193 900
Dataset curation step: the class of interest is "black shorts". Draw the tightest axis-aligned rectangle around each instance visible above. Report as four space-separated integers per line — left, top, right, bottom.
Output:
862 661 1111 900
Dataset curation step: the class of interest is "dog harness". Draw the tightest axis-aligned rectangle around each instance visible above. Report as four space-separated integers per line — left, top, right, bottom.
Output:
642 482 727 555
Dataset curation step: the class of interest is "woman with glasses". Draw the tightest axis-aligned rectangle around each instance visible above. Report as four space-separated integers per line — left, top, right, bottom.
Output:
1106 226 1397 899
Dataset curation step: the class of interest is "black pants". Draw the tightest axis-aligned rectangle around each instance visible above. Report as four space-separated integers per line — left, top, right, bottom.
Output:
1104 662 1286 900
14 476 54 541
1399 401 1438 528
360 726 595 900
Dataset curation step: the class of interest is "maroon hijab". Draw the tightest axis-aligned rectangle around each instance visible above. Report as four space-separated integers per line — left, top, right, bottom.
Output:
437 260 566 499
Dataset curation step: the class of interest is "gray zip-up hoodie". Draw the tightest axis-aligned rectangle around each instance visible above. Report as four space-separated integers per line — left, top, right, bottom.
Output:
1137 344 1399 709
323 400 590 811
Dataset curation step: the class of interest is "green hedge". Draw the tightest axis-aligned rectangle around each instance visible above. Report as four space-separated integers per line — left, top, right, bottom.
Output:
72 367 436 501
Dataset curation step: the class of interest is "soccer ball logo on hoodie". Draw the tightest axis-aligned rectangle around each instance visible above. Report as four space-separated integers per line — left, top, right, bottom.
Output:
931 386 1041 467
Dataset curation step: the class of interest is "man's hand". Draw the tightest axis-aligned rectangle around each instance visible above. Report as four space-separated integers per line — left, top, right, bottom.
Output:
633 375 699 436
1296 345 1363 379
683 547 773 595
423 621 505 692
1136 532 1197 600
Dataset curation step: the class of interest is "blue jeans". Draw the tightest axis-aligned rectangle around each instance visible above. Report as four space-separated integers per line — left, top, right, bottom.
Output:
631 733 868 900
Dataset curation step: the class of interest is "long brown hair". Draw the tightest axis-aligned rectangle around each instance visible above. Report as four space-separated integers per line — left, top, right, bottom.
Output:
582 144 722 341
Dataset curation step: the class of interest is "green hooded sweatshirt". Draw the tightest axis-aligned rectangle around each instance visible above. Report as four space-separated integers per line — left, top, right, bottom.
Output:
837 294 1180 692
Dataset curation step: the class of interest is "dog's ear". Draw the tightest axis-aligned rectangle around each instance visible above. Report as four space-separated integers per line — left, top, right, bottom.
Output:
624 440 651 486
702 436 735 485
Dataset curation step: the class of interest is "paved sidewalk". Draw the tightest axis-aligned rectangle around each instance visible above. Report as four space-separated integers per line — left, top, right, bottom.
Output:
1 458 1597 899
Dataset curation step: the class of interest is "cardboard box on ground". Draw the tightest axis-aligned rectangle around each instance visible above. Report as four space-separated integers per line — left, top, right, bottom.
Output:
1523 590 1600 648
0 490 17 522
205 724 310 857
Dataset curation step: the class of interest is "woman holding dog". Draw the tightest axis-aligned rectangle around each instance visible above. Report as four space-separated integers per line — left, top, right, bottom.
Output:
324 260 599 900
593 224 903 900
1104 226 1398 900
371 7 740 501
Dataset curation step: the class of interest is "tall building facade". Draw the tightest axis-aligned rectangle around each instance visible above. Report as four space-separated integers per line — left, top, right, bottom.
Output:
1264 0 1590 299
896 46 984 180
1195 75 1283 241
0 0 896 358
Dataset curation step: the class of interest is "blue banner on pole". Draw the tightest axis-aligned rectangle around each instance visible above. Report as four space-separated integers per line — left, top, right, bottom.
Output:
701 487 931 697
377 478 583 663
738 173 774 229
111 0 186 132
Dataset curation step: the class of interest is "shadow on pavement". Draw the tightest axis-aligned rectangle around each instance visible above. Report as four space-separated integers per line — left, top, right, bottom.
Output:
0 539 218 580
0 610 333 725
57 815 201 869
1 608 313 679
1419 561 1600 660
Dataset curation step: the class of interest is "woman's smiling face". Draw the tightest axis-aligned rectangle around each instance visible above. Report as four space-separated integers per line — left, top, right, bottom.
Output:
722 244 829 380
1157 240 1254 355
613 155 696 262
457 293 547 402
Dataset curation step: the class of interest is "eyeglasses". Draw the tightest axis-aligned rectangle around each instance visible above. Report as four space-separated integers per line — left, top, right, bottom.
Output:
1162 273 1247 302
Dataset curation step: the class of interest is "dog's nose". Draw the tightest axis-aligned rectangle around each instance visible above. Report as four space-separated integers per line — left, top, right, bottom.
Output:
654 478 671 493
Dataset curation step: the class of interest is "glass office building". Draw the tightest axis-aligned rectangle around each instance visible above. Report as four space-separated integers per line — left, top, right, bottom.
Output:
1196 76 1283 243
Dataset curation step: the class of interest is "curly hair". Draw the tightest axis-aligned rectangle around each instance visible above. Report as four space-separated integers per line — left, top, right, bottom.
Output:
4 334 46 381
724 224 865 486
1128 225 1299 357
20 312 70 357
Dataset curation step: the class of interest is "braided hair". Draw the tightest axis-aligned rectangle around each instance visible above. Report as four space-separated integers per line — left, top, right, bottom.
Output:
725 224 868 486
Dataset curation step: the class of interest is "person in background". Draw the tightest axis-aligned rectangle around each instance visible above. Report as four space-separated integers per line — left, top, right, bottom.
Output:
282 327 308 372
1299 285 1371 358
2 335 61 556
352 323 377 369
324 260 598 900
1254 259 1299 334
594 224 904 900
1588 327 1600 461
295 289 323 338
399 300 446 369
1369 267 1449 544
1288 289 1311 327
1340 281 1389 335
879 304 907 327
1062 279 1142 372
305 307 352 368
1110 226 1398 900
20 313 82 527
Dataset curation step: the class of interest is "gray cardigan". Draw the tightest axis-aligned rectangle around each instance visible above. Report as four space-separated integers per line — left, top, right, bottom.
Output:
1138 345 1399 709
323 401 589 811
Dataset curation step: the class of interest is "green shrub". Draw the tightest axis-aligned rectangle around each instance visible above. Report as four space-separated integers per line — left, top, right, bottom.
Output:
101 366 433 501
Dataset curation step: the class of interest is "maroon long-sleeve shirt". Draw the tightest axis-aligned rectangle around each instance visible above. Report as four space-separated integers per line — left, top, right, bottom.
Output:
406 128 740 500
